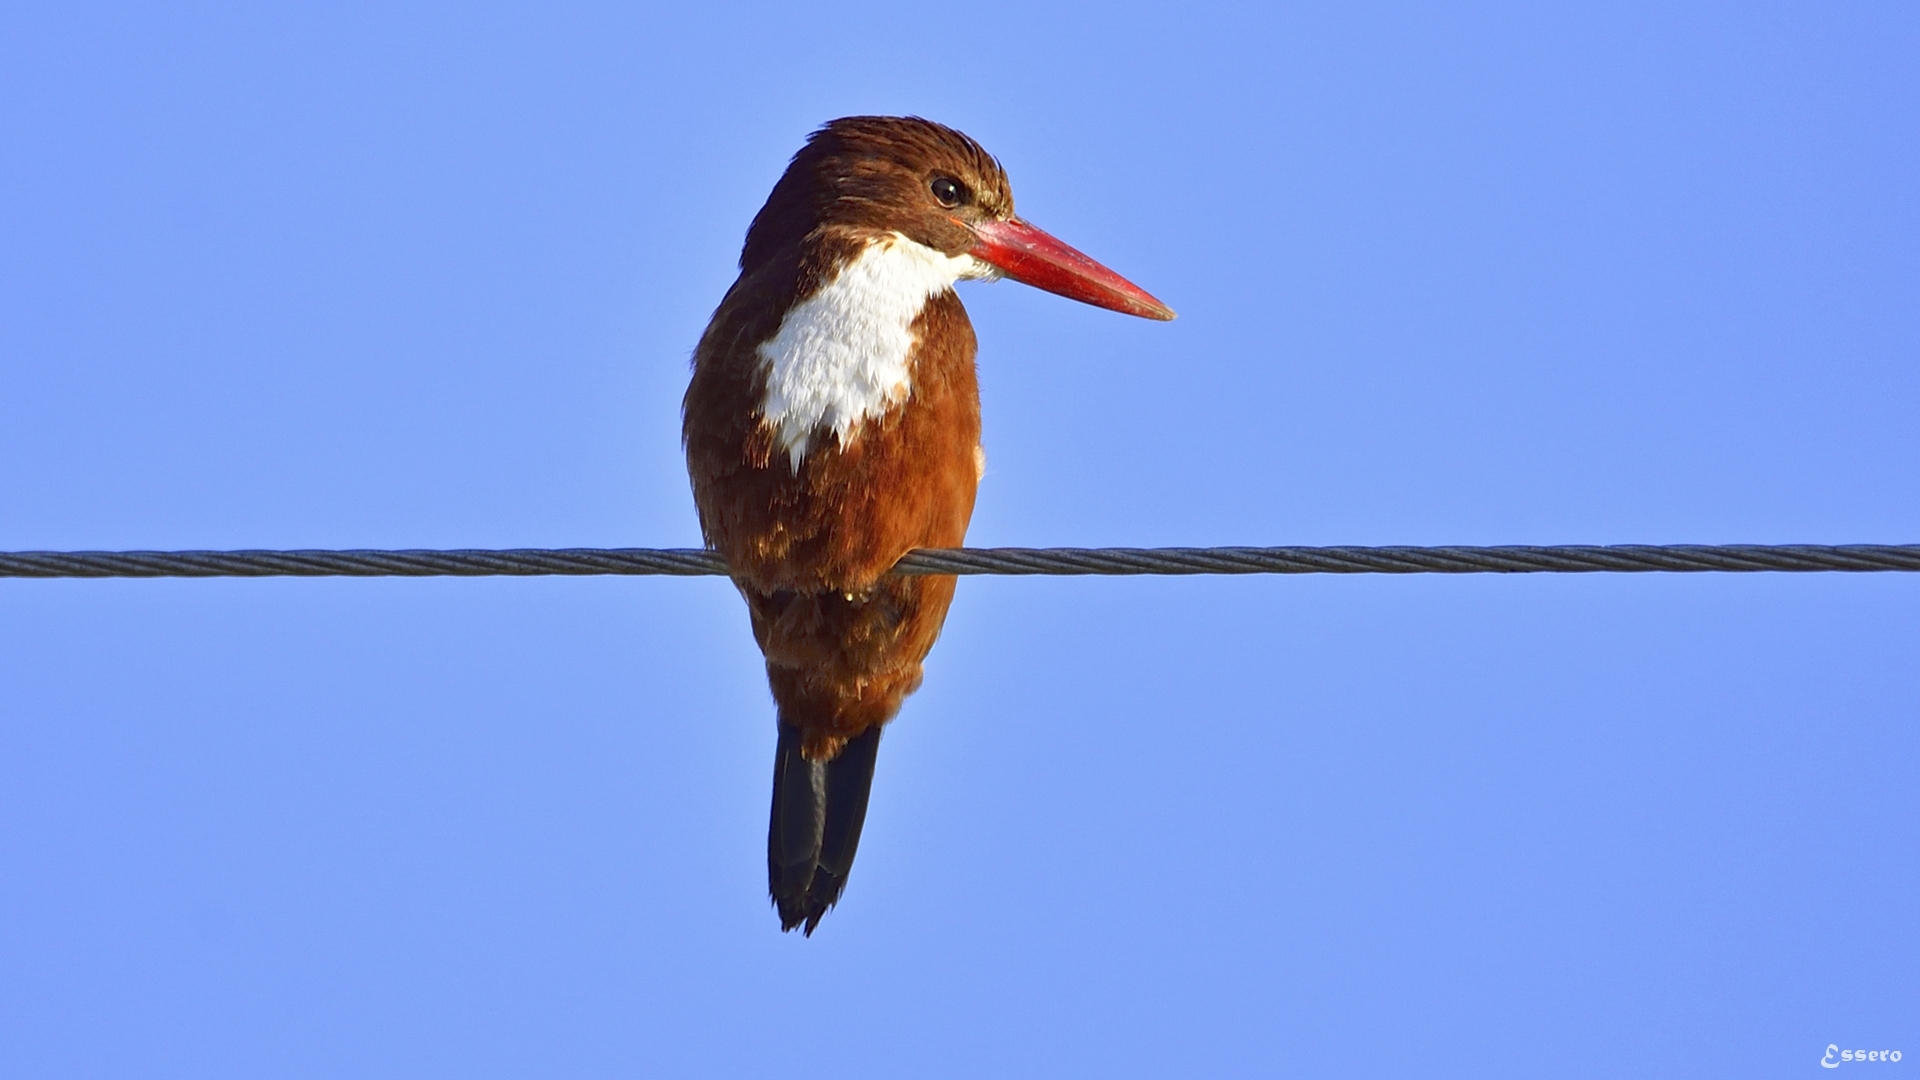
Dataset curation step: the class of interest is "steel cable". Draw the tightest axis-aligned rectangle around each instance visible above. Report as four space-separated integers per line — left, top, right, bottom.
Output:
2 544 1917 579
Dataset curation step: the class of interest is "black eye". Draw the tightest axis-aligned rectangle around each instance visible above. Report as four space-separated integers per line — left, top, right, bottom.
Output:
930 177 966 208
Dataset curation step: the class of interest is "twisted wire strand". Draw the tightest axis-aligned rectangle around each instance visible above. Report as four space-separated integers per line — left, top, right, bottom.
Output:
2 544 1917 579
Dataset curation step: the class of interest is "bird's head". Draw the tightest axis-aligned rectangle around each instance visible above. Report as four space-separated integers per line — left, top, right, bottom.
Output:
742 116 1174 321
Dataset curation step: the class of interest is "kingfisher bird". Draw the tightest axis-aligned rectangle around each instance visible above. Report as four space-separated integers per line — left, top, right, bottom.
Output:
683 116 1172 934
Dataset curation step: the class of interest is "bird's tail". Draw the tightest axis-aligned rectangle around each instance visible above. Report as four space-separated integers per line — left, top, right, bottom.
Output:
768 720 882 935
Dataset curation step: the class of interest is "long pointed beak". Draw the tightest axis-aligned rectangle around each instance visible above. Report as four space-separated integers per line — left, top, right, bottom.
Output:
967 217 1176 321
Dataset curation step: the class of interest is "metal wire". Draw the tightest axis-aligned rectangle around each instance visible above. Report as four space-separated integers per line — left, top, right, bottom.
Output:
2 544 1917 579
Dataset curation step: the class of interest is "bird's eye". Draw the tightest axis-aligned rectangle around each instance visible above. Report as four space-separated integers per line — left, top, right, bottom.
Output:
930 177 966 208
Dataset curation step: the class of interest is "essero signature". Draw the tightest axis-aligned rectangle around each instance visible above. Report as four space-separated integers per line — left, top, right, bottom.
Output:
1824 1044 1903 1068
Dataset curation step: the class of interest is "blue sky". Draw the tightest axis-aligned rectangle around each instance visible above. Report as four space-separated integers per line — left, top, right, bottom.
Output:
1 3 1915 1076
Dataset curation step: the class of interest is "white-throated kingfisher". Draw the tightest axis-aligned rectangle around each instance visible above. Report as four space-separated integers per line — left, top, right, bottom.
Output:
683 116 1172 933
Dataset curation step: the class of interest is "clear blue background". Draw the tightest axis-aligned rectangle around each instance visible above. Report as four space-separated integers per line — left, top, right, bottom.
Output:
2 4 1915 1077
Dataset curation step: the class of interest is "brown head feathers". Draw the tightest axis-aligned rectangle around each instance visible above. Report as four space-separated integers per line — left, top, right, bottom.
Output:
739 116 1015 274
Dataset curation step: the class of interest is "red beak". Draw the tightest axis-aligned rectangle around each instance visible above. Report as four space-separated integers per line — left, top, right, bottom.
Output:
967 218 1176 321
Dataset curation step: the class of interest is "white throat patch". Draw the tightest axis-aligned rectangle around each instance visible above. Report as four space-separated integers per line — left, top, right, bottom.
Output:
757 233 994 471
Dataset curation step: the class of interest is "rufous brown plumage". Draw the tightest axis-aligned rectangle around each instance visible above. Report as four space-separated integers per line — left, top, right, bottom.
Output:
683 116 1171 934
